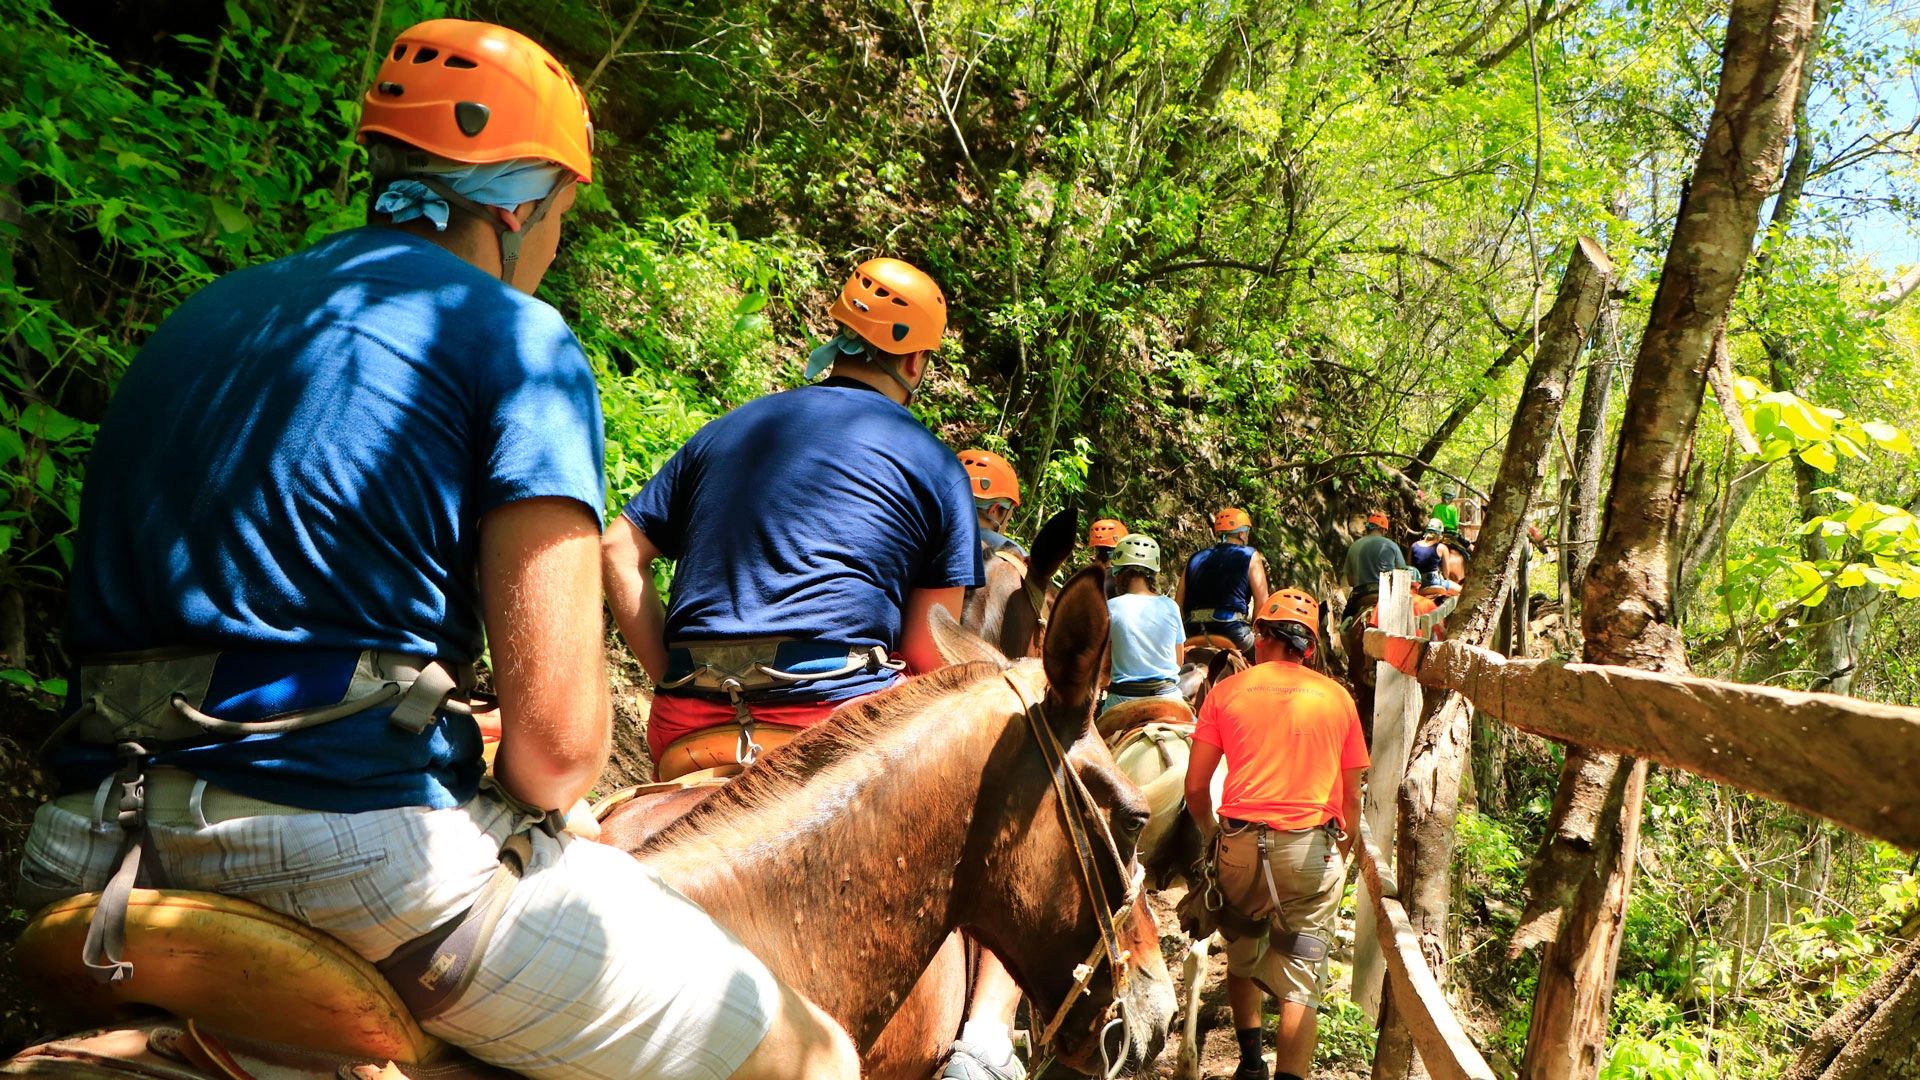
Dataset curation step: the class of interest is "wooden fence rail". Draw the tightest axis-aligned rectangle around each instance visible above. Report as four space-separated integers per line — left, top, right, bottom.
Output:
1356 813 1498 1080
1361 629 1920 850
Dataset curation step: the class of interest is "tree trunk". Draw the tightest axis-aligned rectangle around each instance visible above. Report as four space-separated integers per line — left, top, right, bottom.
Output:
1787 936 1920 1080
1516 1 1819 1075
1567 193 1630 605
1679 0 1824 615
1373 238 1612 1079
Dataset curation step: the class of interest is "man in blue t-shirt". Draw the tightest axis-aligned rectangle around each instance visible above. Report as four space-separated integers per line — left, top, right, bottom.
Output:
604 257 980 763
23 21 854 1080
604 258 1034 1080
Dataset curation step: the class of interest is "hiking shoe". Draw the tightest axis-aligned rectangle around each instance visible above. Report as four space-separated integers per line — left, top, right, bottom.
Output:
939 1040 1027 1080
1231 1058 1270 1080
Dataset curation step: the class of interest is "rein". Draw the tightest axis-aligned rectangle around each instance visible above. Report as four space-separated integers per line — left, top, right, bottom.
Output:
1001 674 1143 1079
991 548 1051 641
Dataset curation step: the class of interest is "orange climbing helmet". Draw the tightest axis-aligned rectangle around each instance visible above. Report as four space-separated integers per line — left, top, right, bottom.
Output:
1088 519 1128 549
959 449 1020 506
1366 510 1390 531
1254 589 1320 637
1213 507 1252 534
830 258 947 355
359 20 594 183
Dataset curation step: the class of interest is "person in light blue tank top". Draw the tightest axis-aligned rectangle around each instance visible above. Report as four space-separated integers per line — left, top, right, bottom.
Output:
1102 535 1187 714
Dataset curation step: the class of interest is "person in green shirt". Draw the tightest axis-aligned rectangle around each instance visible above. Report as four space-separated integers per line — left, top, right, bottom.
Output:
1432 486 1461 534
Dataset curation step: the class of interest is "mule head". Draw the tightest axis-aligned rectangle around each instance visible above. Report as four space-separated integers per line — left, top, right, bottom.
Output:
962 567 1173 1073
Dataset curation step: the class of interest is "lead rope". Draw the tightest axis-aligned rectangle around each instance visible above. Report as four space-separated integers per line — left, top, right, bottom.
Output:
1001 674 1141 1078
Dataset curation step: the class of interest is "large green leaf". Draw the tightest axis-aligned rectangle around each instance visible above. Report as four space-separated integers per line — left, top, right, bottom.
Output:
19 402 84 442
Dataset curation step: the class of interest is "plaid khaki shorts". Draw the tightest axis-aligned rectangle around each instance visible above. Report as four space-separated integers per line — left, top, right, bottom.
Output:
1214 819 1347 1007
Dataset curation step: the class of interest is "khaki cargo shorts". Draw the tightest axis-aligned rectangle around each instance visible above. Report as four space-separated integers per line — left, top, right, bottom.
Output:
1214 819 1347 1007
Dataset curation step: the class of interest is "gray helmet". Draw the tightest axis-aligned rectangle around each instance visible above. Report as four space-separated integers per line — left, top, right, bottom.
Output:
1424 517 1444 535
1110 533 1161 572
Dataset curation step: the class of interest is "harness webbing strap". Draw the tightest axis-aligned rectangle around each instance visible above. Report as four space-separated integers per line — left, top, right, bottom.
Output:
59 651 475 984
1002 673 1142 1074
660 642 902 767
377 831 531 1019
80 743 152 984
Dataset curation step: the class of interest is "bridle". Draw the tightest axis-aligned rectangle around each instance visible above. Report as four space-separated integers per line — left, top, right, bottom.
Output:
1002 673 1145 1080
989 549 1052 649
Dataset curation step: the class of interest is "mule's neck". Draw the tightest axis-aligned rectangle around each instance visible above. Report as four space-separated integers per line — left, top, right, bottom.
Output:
638 670 1034 1047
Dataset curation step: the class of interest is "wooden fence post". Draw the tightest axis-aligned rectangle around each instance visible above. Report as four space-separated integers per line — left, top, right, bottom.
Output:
1355 568 1420 1019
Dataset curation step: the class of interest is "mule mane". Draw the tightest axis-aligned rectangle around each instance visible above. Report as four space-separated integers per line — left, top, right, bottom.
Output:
639 660 1011 850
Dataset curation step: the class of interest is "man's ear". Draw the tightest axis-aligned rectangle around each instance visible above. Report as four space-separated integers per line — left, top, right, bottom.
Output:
901 349 930 383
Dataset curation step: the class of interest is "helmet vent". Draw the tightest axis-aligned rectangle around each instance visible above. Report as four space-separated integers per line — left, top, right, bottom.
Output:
892 323 909 342
860 276 872 288
454 101 491 136
874 285 891 297
890 297 909 306
377 81 404 97
444 55 478 69
411 46 440 64
392 44 408 59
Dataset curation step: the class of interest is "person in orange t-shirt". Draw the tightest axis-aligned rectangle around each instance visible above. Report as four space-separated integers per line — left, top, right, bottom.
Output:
1186 588 1368 1080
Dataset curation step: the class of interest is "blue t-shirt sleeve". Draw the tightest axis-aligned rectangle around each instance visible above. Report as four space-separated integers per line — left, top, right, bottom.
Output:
473 303 606 522
920 459 985 590
621 442 693 560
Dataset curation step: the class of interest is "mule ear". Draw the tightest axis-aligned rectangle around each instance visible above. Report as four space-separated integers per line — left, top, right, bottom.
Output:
1043 566 1109 716
1027 508 1079 586
930 603 1008 669
1207 648 1237 686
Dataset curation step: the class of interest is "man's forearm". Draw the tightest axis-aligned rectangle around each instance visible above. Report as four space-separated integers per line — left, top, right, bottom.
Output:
1186 787 1216 835
602 518 670 681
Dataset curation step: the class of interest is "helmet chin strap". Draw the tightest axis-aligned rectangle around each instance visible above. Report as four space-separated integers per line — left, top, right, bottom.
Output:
873 354 919 404
412 175 573 287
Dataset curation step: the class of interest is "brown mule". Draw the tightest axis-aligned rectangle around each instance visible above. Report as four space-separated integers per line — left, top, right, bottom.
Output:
3 571 1174 1080
599 567 1175 1079
961 508 1079 659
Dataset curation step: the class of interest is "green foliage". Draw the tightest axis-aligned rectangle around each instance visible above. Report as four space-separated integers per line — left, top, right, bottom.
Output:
546 212 817 508
1315 994 1377 1063
1714 378 1920 632
3 0 1919 1072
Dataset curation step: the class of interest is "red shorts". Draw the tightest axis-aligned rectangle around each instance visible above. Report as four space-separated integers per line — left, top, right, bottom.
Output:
646 692 866 762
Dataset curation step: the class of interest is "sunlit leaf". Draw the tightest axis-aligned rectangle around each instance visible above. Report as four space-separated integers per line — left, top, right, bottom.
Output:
1799 442 1838 473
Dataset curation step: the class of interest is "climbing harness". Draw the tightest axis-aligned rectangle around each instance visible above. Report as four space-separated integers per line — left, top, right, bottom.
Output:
1002 674 1144 1080
657 638 902 765
47 649 476 985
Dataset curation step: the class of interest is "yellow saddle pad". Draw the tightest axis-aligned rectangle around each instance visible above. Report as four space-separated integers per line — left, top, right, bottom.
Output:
16 890 443 1064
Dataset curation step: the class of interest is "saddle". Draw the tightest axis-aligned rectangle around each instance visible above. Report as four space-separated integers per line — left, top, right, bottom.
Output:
1096 697 1194 745
651 724 802 784
8 891 506 1080
1180 633 1240 655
